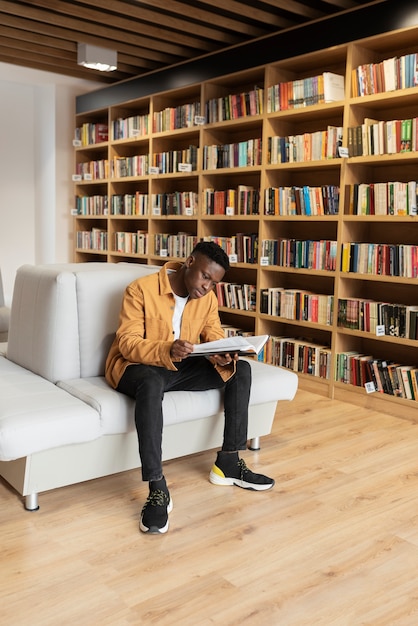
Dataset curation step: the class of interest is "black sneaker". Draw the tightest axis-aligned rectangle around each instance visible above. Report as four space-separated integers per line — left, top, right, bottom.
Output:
209 455 275 491
140 483 173 534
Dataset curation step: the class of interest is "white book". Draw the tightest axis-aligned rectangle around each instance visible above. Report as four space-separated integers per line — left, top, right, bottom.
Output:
191 334 269 357
323 72 345 102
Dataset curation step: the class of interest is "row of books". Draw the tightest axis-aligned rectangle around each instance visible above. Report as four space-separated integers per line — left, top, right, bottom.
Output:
76 228 108 251
151 146 198 173
260 288 334 325
347 181 418 216
261 238 338 271
222 325 254 339
215 282 256 311
352 52 418 97
154 233 198 258
267 126 342 163
341 242 418 277
203 234 258 264
151 192 198 216
75 123 108 146
110 155 148 178
153 102 202 132
261 336 331 379
205 86 263 123
111 193 149 216
347 117 418 157
266 72 345 112
203 186 260 215
112 114 150 140
337 298 418 339
76 160 109 180
335 352 418 400
202 139 262 170
114 231 148 255
264 185 340 216
75 194 109 216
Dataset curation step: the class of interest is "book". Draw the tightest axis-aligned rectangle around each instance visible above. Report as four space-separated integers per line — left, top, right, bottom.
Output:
191 334 269 357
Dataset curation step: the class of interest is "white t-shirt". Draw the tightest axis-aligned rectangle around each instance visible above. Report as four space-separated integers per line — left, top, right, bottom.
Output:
172 293 189 339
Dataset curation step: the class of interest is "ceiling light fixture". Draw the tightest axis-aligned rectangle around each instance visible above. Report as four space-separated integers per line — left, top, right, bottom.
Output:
77 43 117 72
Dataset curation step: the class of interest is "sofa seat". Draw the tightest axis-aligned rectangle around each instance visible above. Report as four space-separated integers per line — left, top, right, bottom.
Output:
0 357 100 462
57 358 297 436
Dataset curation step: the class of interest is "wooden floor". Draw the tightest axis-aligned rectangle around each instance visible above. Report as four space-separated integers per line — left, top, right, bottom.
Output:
2 389 418 625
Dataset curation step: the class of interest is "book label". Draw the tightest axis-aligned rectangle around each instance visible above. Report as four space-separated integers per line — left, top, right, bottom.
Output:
178 163 192 172
160 249 168 257
376 324 385 336
149 166 159 175
228 254 238 264
260 256 270 266
72 139 82 147
83 173 92 181
338 146 349 158
152 207 161 215
72 174 82 182
226 206 234 216
195 116 206 125
365 381 376 393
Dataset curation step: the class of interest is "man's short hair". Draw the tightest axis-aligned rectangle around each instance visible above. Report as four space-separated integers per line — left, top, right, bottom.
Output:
191 241 230 271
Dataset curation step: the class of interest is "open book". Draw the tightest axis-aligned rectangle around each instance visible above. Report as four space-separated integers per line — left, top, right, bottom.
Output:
191 334 269 357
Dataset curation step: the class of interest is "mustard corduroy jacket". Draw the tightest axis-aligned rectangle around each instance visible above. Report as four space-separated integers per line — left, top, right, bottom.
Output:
105 261 235 389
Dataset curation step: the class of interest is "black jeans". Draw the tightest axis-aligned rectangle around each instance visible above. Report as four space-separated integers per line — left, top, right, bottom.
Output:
117 356 251 481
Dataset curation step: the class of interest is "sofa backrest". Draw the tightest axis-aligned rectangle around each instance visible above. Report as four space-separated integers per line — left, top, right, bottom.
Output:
7 263 160 383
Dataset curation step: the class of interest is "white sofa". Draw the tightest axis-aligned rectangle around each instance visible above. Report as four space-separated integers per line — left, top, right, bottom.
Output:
0 263 298 511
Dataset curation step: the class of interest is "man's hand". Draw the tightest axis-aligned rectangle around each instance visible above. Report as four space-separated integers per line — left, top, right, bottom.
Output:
211 352 239 367
170 339 194 361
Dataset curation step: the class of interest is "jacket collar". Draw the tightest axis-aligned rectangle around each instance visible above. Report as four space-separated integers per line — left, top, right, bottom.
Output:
159 261 183 295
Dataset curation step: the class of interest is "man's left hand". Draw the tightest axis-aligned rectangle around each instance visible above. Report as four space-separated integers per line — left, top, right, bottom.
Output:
211 352 239 367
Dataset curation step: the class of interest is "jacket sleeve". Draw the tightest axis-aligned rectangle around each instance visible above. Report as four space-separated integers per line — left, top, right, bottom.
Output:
116 281 177 370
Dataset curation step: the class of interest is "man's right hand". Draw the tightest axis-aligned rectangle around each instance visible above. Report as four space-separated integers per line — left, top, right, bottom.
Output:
170 339 194 361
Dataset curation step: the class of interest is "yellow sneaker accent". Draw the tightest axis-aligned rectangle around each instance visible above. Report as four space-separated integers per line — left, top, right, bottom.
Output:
210 463 225 478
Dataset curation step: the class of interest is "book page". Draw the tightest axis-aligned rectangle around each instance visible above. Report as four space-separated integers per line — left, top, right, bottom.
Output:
191 334 269 356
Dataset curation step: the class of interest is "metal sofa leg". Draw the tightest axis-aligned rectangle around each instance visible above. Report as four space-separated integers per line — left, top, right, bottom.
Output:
25 493 39 511
248 436 260 451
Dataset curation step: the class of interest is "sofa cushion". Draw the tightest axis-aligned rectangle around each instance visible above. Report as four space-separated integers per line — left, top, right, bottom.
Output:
57 376 224 435
74 264 160 378
0 357 101 462
7 263 160 383
57 359 298 436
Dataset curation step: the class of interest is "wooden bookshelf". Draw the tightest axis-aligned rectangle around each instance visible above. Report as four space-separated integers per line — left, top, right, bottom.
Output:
74 25 418 421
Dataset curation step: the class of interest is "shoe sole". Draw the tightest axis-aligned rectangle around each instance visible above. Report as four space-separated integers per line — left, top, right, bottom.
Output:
140 498 173 534
209 470 274 491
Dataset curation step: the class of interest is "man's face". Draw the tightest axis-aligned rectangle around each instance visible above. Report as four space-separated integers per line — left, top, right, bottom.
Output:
184 253 226 299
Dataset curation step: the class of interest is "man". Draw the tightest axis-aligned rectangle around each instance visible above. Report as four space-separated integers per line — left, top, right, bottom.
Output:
105 241 274 535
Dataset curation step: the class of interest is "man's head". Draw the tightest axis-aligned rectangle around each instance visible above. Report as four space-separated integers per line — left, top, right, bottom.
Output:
183 241 229 299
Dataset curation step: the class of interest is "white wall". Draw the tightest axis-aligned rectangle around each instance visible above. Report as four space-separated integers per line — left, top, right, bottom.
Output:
0 62 100 305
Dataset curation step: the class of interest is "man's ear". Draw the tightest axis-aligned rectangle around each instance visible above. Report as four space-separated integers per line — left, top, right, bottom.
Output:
185 255 194 268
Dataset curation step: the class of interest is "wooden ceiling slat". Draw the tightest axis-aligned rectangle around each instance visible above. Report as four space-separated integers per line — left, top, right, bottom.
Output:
72 0 253 44
0 35 74 59
0 23 75 51
22 0 221 51
128 0 270 37
256 0 324 18
1 0 198 58
0 13 179 66
190 0 295 28
0 52 117 81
